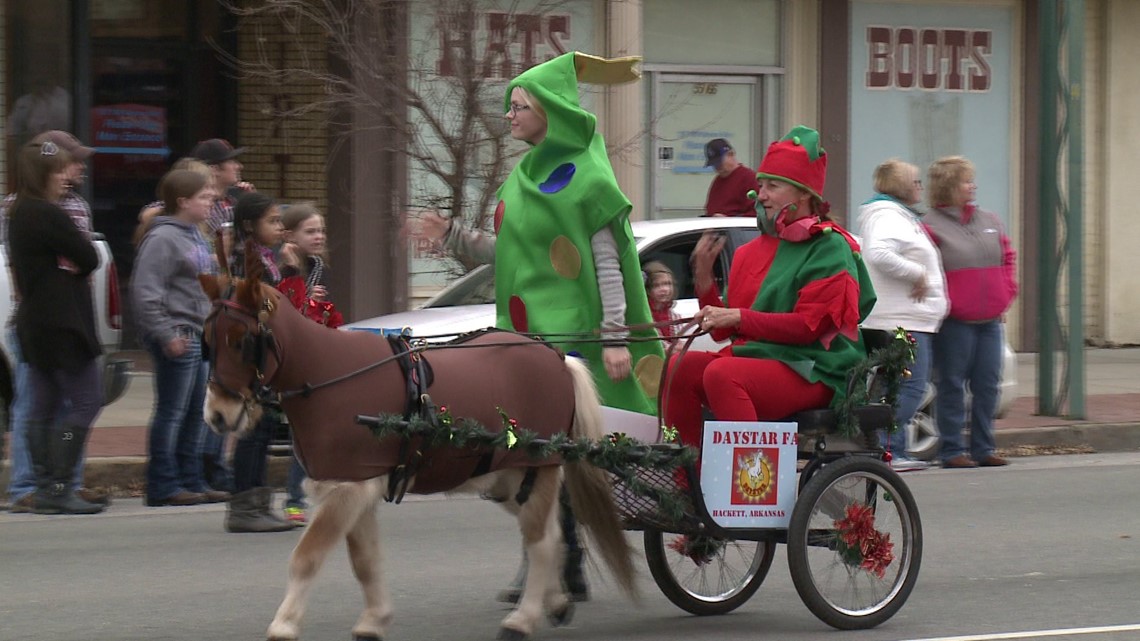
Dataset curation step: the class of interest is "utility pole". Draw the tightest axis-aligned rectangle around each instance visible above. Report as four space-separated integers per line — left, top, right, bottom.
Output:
1036 0 1085 418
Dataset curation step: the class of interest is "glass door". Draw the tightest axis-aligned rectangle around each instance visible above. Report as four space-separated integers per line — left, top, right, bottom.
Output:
650 74 768 220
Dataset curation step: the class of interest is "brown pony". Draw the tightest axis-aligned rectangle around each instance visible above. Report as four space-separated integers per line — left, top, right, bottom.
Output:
198 264 635 641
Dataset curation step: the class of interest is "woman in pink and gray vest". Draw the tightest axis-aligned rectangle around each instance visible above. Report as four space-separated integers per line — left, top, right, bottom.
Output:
923 156 1018 468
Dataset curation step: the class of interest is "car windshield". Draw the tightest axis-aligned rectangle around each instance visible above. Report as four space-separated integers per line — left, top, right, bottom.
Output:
424 264 496 307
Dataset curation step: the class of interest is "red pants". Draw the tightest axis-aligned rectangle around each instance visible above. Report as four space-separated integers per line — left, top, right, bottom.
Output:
662 350 833 448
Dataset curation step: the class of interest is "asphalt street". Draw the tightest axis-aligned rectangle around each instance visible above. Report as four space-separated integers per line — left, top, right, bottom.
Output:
1 453 1138 641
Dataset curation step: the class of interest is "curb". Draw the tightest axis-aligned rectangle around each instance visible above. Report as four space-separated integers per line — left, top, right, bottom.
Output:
75 423 1140 493
84 456 294 493
995 422 1140 453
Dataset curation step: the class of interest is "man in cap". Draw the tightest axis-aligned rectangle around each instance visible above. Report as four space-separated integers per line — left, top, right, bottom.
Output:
703 138 760 217
1 130 109 512
190 138 254 233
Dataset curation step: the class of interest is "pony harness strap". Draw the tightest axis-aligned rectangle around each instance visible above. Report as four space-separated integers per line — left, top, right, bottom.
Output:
384 333 434 503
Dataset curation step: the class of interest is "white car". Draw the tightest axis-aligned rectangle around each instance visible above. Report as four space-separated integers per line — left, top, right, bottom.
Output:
348 217 1015 454
348 217 765 350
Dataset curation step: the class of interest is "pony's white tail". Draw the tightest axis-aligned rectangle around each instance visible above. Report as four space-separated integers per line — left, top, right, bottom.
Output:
561 357 637 599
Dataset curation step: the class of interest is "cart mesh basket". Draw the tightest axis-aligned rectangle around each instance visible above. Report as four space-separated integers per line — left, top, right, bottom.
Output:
607 464 707 536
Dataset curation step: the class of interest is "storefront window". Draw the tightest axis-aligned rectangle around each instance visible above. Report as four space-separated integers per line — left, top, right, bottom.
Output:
847 1 1014 226
84 0 230 280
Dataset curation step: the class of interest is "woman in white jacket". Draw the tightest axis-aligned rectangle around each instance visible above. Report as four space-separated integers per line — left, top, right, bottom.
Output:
858 159 949 471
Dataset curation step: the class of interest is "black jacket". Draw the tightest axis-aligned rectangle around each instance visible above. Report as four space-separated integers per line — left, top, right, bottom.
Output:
8 197 101 372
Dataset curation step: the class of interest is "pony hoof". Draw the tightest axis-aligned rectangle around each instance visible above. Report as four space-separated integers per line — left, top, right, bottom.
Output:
548 602 575 627
496 627 529 641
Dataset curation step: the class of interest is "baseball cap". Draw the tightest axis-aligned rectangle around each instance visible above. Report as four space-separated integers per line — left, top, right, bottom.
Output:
704 138 733 168
190 138 246 165
34 130 95 161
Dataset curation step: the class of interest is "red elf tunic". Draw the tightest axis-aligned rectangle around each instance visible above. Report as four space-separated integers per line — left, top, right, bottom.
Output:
663 219 876 448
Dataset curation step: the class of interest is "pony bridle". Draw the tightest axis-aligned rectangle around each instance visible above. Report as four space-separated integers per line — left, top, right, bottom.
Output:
203 294 283 416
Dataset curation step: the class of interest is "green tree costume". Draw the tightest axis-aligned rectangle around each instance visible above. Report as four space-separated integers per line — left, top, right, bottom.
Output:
494 52 663 415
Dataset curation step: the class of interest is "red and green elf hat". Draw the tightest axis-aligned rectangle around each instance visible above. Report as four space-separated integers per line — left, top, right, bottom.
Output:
756 125 827 201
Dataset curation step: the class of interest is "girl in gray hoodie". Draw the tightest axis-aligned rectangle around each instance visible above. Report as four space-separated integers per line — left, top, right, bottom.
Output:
132 169 229 506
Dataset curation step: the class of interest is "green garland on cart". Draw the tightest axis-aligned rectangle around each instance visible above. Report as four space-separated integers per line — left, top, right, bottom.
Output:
834 327 918 438
360 406 699 522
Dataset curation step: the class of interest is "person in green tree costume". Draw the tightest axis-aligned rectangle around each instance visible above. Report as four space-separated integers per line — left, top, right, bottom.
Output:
415 51 665 603
663 125 877 451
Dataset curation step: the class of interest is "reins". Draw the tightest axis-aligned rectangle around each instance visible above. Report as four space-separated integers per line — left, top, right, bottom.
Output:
403 317 695 343
210 300 707 404
275 317 706 400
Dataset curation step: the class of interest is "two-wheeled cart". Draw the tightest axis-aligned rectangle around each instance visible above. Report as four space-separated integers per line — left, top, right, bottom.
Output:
608 404 922 630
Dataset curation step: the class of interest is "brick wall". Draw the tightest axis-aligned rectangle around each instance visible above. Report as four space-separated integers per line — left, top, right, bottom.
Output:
235 9 330 212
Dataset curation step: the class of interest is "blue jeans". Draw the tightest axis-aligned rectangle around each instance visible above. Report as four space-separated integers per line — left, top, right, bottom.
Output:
933 319 1003 462
881 331 933 455
145 336 209 501
5 325 85 501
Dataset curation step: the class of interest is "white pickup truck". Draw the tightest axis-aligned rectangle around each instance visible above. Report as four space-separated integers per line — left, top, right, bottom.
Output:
0 232 132 431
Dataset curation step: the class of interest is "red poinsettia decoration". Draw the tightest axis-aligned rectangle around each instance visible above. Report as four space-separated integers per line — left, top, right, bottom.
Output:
668 535 723 566
834 502 895 579
277 276 344 329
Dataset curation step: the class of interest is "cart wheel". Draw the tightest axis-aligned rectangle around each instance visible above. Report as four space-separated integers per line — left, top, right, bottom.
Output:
643 529 776 616
787 456 921 630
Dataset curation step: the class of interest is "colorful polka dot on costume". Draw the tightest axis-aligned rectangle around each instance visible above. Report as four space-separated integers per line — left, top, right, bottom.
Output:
539 163 576 193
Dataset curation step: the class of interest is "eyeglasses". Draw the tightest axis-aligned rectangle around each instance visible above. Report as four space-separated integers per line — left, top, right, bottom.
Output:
913 180 923 186
38 141 60 156
507 102 531 116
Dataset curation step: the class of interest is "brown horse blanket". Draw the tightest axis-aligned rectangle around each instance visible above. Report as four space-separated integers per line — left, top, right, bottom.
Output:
263 306 577 494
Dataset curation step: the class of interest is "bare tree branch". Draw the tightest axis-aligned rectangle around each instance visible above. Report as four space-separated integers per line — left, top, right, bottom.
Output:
218 0 600 278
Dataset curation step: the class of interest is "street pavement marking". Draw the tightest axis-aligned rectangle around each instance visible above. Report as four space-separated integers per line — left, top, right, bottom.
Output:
908 623 1140 640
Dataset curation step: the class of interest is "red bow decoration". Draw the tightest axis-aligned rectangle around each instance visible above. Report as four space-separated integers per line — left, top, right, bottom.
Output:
277 276 344 329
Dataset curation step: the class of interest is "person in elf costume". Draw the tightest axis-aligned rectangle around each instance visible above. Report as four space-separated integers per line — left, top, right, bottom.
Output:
663 125 877 450
415 51 665 602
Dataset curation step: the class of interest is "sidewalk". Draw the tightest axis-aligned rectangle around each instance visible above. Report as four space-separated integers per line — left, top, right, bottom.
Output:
51 348 1140 490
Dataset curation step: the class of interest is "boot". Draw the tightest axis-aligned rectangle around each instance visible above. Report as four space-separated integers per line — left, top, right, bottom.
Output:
26 421 52 486
225 487 295 533
560 485 589 602
33 426 103 515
